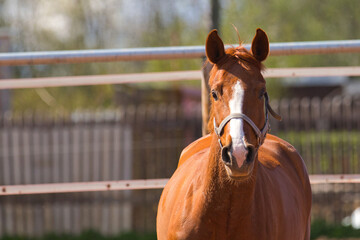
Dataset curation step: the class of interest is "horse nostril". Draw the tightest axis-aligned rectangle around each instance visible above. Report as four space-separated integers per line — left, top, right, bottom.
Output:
221 146 232 165
245 145 255 163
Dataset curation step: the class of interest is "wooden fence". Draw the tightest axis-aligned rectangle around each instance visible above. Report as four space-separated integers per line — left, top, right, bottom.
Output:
270 95 360 131
0 95 359 235
270 95 360 175
268 95 360 223
0 104 202 235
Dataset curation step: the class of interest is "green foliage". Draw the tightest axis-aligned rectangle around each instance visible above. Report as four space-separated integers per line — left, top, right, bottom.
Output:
1 0 359 112
265 78 286 99
311 219 360 240
221 0 360 68
12 85 115 113
4 221 360 240
0 230 157 240
276 131 360 174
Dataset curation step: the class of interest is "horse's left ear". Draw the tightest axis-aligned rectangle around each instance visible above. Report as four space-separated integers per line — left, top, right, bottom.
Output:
251 28 269 62
206 30 226 64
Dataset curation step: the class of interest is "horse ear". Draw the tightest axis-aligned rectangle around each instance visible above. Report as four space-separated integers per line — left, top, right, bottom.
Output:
206 30 226 64
251 28 269 62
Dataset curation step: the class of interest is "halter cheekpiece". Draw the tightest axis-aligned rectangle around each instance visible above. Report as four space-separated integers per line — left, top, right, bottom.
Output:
213 93 281 148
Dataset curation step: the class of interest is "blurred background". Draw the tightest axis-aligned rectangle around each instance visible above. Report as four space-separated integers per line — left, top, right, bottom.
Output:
0 0 359 239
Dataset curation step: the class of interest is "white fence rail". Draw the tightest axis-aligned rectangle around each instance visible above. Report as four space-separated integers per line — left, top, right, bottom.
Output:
1 175 360 196
0 40 359 65
0 179 169 196
1 66 360 89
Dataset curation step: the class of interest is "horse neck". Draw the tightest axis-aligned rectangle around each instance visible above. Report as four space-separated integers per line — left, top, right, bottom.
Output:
203 134 258 214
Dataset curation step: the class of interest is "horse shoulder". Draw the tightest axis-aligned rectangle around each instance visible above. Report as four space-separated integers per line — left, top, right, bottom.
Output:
177 134 212 168
260 134 310 185
158 146 210 240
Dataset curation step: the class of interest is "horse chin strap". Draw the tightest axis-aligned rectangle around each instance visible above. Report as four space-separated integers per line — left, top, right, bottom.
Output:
213 92 281 147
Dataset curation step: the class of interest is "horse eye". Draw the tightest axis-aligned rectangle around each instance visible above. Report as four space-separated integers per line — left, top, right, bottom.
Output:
211 90 219 101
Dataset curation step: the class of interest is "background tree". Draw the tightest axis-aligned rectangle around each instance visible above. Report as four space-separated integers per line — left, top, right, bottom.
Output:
0 0 358 112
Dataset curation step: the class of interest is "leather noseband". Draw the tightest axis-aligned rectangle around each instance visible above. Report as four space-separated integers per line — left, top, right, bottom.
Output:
213 93 281 148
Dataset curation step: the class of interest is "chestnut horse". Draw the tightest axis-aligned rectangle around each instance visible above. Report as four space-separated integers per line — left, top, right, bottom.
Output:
157 29 312 240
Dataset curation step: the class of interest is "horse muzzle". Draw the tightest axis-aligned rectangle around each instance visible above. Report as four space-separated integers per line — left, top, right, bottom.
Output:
221 143 256 180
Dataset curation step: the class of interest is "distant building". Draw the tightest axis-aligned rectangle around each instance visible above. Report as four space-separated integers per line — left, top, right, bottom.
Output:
283 76 348 98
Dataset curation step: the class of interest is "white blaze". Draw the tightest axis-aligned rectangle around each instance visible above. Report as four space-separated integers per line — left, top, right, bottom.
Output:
228 81 247 164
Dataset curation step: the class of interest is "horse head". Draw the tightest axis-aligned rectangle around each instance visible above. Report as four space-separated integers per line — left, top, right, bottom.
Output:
206 28 281 181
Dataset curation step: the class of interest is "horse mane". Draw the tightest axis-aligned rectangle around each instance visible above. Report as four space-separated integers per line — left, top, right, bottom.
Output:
205 45 265 134
225 45 264 71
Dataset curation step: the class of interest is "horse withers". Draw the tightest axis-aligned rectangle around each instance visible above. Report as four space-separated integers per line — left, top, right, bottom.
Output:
157 29 312 240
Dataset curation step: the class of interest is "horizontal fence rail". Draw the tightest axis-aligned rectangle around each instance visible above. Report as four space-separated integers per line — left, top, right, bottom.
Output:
0 40 359 65
1 175 359 196
0 179 169 196
1 66 360 89
310 175 360 184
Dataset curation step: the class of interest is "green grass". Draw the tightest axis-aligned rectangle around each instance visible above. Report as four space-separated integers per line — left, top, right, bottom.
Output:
311 219 360 240
277 130 360 146
276 131 360 174
0 230 157 240
2 220 360 240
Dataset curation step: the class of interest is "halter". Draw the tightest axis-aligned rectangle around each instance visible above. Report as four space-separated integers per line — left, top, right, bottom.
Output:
213 93 281 148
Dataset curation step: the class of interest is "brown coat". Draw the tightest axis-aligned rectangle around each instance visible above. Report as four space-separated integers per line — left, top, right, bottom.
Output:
157 134 311 240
